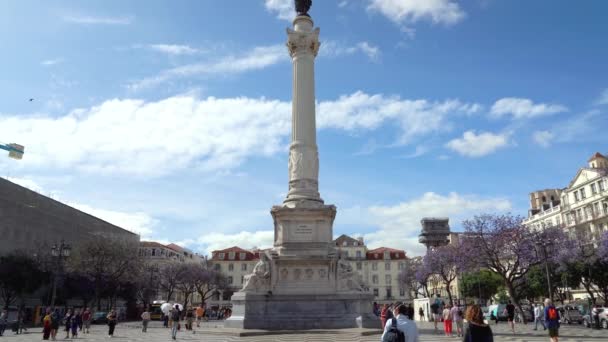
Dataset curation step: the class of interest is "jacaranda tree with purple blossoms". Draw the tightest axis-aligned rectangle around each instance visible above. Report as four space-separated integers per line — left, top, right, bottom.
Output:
422 243 468 305
554 229 608 303
398 256 427 299
462 214 543 318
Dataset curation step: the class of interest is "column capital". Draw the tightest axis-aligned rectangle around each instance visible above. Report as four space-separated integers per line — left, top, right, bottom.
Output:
286 26 320 58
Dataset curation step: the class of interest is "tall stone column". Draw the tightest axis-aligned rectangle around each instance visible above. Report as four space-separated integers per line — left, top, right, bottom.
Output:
224 2 379 330
284 16 322 207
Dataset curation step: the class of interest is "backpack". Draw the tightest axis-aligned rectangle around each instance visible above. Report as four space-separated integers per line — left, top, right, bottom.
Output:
383 318 406 342
548 307 558 320
430 303 439 314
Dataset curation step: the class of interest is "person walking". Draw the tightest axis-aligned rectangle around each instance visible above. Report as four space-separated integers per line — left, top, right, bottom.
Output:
592 304 601 330
71 309 81 338
462 304 493 342
170 305 181 340
0 309 7 336
381 304 419 342
505 300 516 334
443 304 453 337
431 294 443 333
64 309 73 339
81 308 91 334
107 309 117 338
544 299 560 342
42 309 52 340
185 306 194 331
451 304 464 337
16 309 27 335
380 304 394 329
163 312 169 328
418 307 424 321
141 308 150 333
196 304 204 327
50 309 60 340
534 303 546 331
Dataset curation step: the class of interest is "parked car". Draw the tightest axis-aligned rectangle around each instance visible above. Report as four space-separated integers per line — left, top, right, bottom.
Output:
485 304 508 322
583 307 608 329
558 306 584 324
91 311 108 324
518 307 534 323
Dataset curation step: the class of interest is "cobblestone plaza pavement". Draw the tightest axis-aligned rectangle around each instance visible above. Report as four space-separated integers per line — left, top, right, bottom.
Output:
1 321 606 342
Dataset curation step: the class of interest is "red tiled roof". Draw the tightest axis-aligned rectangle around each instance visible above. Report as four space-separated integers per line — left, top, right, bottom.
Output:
210 246 259 261
140 241 168 248
166 243 188 253
366 247 407 260
588 152 606 162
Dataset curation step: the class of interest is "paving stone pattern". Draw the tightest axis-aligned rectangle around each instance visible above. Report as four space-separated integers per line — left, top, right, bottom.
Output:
1 321 605 342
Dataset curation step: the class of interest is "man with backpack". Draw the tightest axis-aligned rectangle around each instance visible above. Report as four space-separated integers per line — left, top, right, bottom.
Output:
544 298 560 342
381 304 419 342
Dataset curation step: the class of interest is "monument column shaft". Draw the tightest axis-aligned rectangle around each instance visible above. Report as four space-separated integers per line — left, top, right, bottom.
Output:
285 16 322 205
292 53 317 145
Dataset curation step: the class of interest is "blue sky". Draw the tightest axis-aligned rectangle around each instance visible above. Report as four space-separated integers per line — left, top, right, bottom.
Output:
1 0 607 256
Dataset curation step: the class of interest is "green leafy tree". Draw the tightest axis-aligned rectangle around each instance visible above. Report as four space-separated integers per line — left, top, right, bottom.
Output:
460 269 502 303
0 253 49 309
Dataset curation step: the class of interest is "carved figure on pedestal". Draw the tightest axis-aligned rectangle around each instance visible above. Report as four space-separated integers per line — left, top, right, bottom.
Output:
241 252 271 292
337 257 365 292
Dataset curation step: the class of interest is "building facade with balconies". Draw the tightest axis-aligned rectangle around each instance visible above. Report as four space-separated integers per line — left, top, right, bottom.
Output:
524 152 608 246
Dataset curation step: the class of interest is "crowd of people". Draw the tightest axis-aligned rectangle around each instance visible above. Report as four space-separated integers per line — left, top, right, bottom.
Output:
377 297 563 342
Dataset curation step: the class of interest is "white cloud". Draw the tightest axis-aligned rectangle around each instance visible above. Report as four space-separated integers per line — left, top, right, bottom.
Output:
364 192 512 256
401 145 429 159
41 59 63 66
532 130 554 148
321 41 381 61
490 97 567 119
445 130 510 157
62 15 133 25
128 45 286 91
264 0 294 21
596 89 608 105
535 110 604 145
318 91 481 144
367 0 466 26
0 92 481 176
70 203 157 237
146 44 200 55
192 230 274 256
355 42 381 61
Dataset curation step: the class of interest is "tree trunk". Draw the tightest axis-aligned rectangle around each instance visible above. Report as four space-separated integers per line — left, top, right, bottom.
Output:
444 280 454 305
582 281 596 304
505 281 527 325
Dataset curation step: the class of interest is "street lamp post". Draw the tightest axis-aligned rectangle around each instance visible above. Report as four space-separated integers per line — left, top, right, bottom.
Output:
50 240 71 307
535 240 553 302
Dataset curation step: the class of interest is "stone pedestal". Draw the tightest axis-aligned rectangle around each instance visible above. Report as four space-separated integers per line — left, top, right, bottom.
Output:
225 292 379 330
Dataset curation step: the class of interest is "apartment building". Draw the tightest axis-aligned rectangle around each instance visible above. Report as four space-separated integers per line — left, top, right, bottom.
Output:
524 152 608 245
